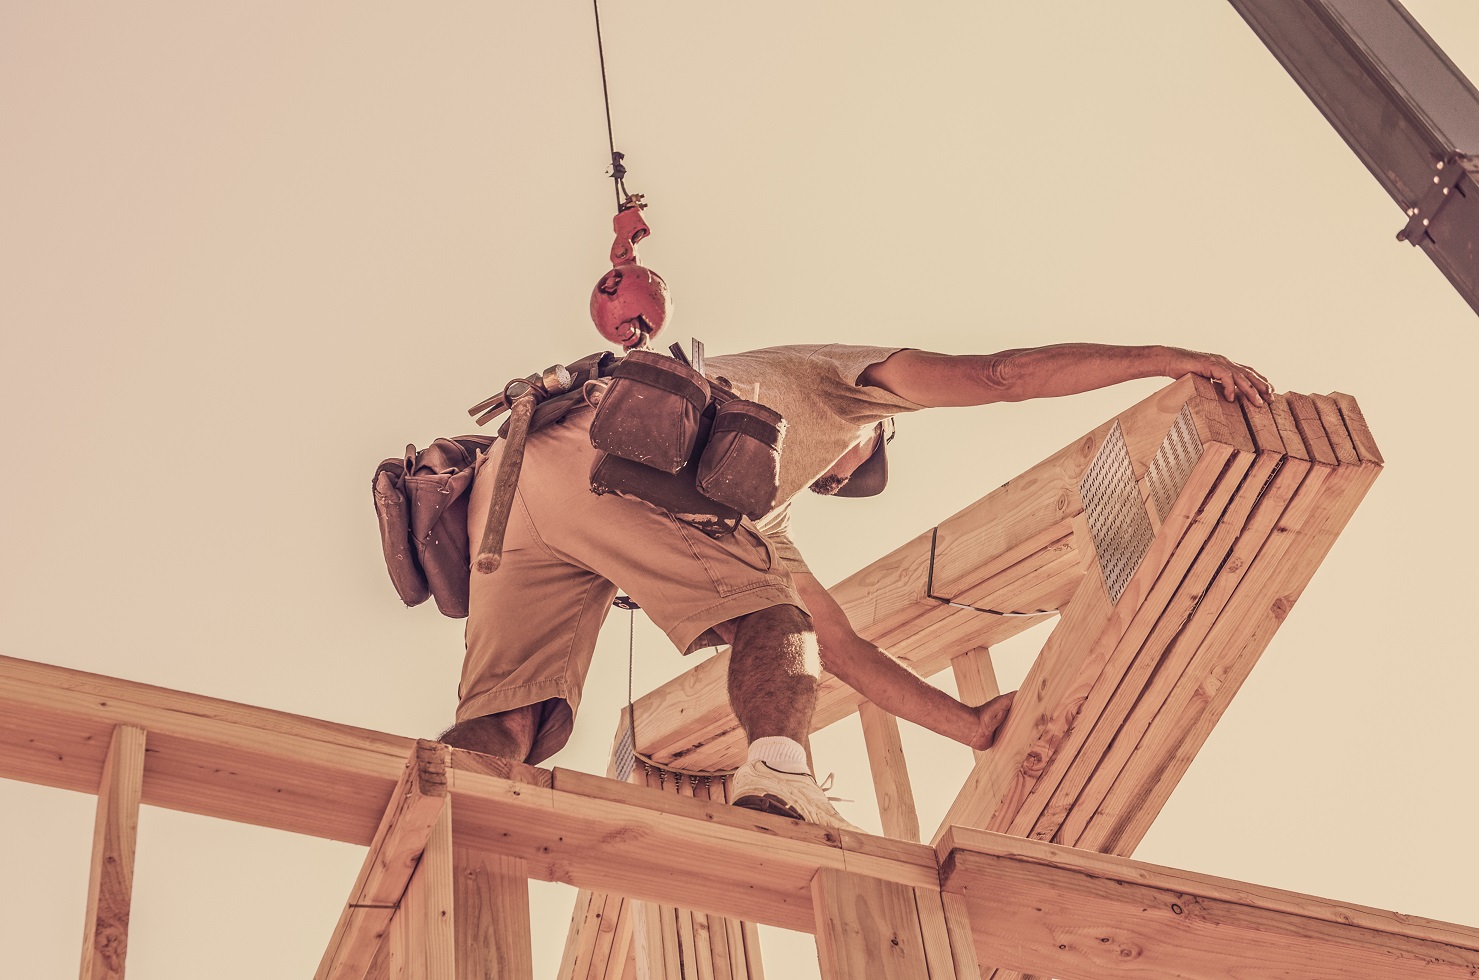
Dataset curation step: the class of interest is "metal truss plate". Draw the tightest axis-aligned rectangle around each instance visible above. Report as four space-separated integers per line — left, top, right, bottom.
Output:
1145 405 1205 524
1080 422 1155 605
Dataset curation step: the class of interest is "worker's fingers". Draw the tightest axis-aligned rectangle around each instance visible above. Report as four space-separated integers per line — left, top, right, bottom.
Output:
1205 356 1271 406
970 690 1016 751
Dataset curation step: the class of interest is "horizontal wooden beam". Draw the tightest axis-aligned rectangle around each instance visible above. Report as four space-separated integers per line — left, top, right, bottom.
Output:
448 765 938 934
0 655 933 933
939 827 1479 980
0 654 415 845
0 655 552 846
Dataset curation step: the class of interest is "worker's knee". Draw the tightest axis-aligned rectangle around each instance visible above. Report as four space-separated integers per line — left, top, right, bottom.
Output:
730 604 820 678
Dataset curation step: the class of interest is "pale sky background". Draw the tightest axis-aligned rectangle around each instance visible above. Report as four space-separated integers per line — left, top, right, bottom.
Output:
3 3 1478 978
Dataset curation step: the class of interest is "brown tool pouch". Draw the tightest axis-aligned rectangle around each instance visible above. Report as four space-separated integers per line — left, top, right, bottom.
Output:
695 395 786 520
588 349 710 473
372 435 493 617
590 400 743 536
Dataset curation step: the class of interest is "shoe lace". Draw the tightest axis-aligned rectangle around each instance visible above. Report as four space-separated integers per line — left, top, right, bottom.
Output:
816 772 853 804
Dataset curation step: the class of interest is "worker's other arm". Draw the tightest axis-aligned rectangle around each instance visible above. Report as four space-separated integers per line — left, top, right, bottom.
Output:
859 344 1271 408
793 571 1014 751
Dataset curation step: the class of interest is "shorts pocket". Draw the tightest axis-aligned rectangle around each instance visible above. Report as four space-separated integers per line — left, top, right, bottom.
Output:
672 514 779 596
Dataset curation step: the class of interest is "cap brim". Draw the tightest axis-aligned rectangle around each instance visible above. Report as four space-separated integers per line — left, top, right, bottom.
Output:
831 441 888 498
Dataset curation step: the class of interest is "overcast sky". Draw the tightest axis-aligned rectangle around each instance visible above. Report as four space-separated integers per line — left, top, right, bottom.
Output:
3 3 1478 977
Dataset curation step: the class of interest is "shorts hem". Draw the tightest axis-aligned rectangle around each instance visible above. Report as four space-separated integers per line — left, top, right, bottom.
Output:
457 678 574 726
669 584 807 655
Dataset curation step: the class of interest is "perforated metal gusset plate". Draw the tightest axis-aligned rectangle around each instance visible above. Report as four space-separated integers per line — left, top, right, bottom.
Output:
1145 405 1204 523
1081 421 1155 605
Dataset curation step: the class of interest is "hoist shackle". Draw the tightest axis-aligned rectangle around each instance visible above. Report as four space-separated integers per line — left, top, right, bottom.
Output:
610 206 650 265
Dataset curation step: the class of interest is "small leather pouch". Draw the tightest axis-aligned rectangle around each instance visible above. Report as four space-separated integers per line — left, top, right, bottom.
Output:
590 404 742 536
588 349 710 474
695 395 786 520
372 435 493 617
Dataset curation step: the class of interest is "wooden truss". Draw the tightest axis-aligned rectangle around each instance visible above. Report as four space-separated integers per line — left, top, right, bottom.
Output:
8 378 1477 979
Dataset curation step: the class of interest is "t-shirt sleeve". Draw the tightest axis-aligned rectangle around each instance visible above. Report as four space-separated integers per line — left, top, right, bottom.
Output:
806 344 928 424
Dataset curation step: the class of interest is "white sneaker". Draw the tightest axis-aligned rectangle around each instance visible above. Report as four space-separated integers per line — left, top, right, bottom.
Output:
730 761 865 833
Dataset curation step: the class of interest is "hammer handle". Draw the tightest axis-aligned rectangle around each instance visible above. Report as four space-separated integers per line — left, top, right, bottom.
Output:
473 392 537 574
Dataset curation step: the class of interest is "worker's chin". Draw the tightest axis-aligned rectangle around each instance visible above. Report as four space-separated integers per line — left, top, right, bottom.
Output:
808 475 849 496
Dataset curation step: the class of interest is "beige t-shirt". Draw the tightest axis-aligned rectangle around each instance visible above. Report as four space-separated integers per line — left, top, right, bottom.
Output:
702 344 926 572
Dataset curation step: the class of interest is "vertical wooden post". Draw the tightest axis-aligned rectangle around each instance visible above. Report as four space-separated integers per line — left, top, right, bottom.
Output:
79 724 146 980
394 803 455 980
858 702 921 841
811 868 938 980
453 844 534 980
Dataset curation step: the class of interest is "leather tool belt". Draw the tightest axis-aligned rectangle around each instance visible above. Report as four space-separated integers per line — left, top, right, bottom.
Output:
589 349 786 536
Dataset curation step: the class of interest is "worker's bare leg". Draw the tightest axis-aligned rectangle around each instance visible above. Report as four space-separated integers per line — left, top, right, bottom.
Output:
439 702 540 761
725 604 820 742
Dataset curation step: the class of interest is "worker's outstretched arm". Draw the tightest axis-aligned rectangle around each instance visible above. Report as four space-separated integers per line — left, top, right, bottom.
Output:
792 571 1014 751
859 344 1272 408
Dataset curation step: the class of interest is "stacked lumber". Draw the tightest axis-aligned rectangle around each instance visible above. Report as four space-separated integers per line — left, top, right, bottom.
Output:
941 389 1381 980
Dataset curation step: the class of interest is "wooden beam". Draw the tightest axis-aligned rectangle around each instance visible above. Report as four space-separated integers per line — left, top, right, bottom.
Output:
934 425 1245 840
393 802 455 980
1007 442 1288 843
0 654 418 845
78 724 145 980
859 702 921 841
317 741 451 980
811 868 936 980
452 842 533 980
0 653 552 848
1076 455 1381 855
939 827 1479 980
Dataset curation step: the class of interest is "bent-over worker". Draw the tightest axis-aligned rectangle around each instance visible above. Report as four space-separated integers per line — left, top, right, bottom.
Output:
442 342 1271 831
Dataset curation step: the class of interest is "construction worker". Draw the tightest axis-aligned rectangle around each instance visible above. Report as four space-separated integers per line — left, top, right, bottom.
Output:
442 342 1272 831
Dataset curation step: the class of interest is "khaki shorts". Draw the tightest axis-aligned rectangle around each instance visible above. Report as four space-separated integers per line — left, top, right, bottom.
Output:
459 404 804 764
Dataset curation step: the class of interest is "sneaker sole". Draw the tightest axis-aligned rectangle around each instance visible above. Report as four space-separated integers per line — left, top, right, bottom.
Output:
730 793 804 822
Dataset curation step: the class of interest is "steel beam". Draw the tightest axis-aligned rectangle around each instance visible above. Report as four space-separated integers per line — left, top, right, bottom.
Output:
1227 0 1479 314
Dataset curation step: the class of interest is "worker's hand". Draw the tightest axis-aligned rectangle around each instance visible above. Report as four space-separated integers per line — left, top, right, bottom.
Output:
969 690 1016 751
1164 347 1273 406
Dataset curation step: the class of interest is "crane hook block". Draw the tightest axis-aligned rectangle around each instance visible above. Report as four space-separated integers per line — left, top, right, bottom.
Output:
591 195 670 351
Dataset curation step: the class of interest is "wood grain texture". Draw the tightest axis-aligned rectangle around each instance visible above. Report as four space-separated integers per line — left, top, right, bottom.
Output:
860 701 921 842
1003 448 1258 841
811 869 933 980
452 843 533 980
317 740 450 980
940 827 1479 980
395 803 455 980
78 724 145 980
1078 457 1381 855
1329 391 1384 463
935 439 1238 842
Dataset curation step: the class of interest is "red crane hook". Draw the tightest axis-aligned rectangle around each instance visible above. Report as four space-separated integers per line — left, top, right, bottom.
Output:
590 194 671 350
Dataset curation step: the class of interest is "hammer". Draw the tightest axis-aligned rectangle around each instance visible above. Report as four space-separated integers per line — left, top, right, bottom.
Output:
473 365 573 574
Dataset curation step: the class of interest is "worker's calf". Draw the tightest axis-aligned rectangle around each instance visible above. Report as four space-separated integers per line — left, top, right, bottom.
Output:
726 603 821 744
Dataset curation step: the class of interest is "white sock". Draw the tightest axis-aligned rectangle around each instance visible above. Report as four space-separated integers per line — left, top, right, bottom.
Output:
747 736 809 775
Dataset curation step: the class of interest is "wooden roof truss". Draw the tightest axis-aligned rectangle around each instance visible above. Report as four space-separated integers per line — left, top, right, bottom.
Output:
14 375 1479 979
